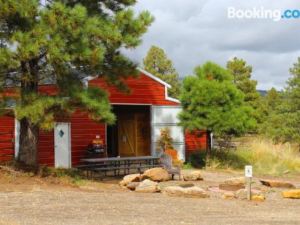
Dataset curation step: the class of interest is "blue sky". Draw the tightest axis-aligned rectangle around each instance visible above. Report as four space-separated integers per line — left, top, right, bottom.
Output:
124 0 300 90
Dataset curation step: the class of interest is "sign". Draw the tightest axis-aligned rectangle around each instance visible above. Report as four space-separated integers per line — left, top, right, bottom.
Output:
245 165 253 178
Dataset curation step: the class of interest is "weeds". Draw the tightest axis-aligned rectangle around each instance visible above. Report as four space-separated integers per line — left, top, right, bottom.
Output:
207 138 300 176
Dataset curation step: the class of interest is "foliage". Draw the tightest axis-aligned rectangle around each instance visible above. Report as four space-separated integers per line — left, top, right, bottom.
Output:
179 61 256 140
143 45 181 98
260 58 300 146
157 127 174 152
0 0 153 165
227 57 260 127
186 151 206 168
207 138 300 176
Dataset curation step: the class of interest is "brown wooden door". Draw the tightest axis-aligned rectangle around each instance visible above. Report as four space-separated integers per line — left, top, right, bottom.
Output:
135 113 151 156
117 111 150 157
118 114 136 157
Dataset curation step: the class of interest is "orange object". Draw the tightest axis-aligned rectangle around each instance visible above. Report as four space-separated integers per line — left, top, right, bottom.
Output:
165 149 178 161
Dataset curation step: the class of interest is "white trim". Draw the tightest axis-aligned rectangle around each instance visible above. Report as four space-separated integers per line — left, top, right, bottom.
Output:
111 103 152 106
137 68 171 88
14 119 20 159
81 76 96 88
164 86 181 103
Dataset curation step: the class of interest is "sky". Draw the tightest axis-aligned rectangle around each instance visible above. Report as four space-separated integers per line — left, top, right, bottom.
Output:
124 0 300 90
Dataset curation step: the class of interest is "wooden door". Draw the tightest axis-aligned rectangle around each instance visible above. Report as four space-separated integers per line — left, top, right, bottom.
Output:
117 110 151 157
118 114 136 157
135 113 151 156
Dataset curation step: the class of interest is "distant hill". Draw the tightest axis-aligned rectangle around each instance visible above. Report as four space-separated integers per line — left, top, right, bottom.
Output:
257 90 267 96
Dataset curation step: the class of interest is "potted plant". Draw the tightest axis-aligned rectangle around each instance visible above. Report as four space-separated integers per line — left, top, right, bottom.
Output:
157 128 178 160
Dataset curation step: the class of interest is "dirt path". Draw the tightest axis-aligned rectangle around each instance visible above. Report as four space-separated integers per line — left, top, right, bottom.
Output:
0 170 299 225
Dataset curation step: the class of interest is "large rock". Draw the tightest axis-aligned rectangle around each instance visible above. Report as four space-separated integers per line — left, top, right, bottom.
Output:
183 171 203 181
219 177 245 191
235 188 263 200
163 186 209 198
135 179 159 193
260 179 295 188
222 191 235 200
282 189 300 199
142 167 169 182
119 174 141 186
126 182 140 191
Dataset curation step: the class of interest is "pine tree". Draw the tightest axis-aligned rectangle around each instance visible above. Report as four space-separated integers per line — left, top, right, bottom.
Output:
143 45 180 98
262 58 300 146
227 57 260 107
179 62 256 144
0 0 153 166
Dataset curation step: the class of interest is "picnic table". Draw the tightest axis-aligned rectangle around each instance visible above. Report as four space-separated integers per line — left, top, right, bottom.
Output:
78 156 160 178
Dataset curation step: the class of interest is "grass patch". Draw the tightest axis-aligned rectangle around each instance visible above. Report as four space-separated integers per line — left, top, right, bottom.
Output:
207 138 300 176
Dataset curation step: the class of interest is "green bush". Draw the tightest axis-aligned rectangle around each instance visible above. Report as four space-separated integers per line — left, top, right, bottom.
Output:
187 151 207 168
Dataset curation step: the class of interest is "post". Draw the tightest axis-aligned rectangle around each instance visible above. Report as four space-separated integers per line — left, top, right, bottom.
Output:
245 165 253 201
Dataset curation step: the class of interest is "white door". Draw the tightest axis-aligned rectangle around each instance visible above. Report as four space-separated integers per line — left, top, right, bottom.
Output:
54 123 71 168
151 106 185 161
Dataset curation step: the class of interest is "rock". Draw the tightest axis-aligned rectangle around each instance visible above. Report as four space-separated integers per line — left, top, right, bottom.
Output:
219 177 245 191
235 189 262 200
135 179 159 193
126 182 140 191
222 191 235 200
163 186 209 198
178 183 195 188
282 189 300 199
252 195 265 202
142 167 169 182
119 174 141 186
183 171 203 181
260 179 295 189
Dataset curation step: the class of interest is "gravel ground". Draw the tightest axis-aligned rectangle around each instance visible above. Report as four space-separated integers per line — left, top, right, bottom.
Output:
0 170 299 225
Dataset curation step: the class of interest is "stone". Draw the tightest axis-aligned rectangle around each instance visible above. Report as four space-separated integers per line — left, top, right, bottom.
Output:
219 177 245 191
178 183 195 188
142 167 169 182
282 189 300 199
119 174 141 186
183 171 203 181
260 179 295 189
252 195 266 202
222 191 235 200
162 186 209 198
135 179 159 193
235 189 262 200
126 182 140 191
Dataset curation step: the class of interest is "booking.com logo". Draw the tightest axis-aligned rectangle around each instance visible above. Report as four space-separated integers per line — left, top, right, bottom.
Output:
228 7 300 21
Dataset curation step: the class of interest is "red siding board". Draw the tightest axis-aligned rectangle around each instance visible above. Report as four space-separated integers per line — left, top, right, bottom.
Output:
185 130 207 152
89 73 179 106
70 111 105 167
0 116 14 162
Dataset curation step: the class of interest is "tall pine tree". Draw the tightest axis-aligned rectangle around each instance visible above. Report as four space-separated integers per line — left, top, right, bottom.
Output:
143 45 180 98
227 57 260 107
262 58 300 146
0 0 153 166
179 62 256 144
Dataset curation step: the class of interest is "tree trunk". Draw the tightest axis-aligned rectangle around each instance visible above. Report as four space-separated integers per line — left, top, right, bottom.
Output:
18 59 39 167
18 118 39 167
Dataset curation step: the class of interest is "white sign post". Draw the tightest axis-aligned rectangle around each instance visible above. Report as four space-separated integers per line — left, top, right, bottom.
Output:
245 165 253 200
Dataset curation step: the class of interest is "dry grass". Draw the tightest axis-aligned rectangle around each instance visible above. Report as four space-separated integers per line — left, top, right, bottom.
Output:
208 138 300 176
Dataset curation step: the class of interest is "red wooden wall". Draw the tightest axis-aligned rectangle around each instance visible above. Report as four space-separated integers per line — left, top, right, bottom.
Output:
70 111 106 166
0 116 14 162
90 73 178 106
185 130 207 154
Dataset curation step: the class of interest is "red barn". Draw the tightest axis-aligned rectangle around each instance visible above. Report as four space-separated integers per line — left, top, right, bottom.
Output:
0 69 208 168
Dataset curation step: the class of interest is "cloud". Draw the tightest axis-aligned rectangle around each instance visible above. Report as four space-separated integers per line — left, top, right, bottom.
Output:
124 0 300 90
